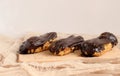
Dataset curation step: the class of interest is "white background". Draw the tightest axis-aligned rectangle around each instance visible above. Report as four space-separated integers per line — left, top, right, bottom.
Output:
0 0 120 37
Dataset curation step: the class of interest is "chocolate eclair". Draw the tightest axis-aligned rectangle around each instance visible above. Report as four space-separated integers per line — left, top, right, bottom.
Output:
80 32 118 57
19 32 57 54
49 35 84 56
98 32 118 47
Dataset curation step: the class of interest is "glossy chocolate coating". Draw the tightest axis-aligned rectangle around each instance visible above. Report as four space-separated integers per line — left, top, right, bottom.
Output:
49 35 84 54
98 32 118 46
19 32 57 54
81 32 118 57
80 38 110 57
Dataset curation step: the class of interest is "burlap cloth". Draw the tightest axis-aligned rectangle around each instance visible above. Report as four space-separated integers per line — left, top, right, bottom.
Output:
0 32 120 76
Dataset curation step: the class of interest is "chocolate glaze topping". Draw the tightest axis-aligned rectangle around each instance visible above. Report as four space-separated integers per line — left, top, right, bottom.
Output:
80 38 110 57
49 35 84 54
80 32 118 57
98 32 118 46
19 32 57 54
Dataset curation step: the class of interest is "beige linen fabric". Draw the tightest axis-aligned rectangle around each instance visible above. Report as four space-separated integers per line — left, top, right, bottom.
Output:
0 33 120 76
